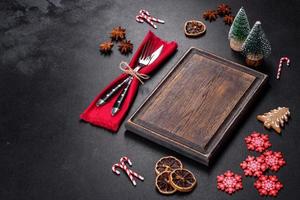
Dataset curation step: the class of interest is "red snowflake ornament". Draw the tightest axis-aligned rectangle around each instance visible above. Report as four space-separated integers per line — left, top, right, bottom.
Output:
254 175 283 196
217 170 243 195
245 131 271 152
240 156 267 177
263 151 286 171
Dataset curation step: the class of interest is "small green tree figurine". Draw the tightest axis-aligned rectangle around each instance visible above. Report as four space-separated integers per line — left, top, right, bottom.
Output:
242 21 271 67
228 7 250 52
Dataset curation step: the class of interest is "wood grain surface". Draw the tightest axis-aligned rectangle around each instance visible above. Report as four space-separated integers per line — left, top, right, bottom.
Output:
126 48 267 165
138 53 255 149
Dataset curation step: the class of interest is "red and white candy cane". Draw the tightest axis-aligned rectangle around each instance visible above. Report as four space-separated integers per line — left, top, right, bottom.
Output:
112 163 123 175
277 57 290 79
120 156 132 166
121 160 136 186
136 9 165 29
112 156 144 186
120 157 144 183
112 163 144 182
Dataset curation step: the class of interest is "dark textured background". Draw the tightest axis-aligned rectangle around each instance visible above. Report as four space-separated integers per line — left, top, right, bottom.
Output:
1 0 299 199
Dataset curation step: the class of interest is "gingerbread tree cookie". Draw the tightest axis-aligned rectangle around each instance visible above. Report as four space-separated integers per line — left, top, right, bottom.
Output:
257 107 290 134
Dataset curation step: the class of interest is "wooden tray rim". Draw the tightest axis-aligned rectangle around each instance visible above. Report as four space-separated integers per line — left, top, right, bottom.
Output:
125 47 268 165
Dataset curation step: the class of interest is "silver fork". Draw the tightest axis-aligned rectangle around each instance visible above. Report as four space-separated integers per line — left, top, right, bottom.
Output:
96 39 155 107
111 40 159 115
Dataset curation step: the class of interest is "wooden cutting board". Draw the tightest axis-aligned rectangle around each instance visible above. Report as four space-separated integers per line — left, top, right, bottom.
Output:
125 47 267 165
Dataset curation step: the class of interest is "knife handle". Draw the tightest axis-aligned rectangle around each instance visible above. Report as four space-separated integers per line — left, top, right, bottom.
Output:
111 77 133 116
96 77 130 106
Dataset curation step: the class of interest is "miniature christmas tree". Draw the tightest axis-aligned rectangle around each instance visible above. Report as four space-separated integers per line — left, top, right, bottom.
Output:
242 21 271 67
228 7 250 52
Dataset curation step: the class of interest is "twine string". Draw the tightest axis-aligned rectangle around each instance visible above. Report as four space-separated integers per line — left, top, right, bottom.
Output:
119 61 150 84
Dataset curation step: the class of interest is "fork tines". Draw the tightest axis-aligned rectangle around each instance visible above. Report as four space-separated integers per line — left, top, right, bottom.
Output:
140 39 156 61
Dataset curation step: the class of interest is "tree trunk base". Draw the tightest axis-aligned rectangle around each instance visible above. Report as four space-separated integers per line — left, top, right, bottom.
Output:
245 54 263 67
229 38 244 52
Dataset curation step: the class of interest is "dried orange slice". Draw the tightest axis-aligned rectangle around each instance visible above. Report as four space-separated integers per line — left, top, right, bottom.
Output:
155 171 176 195
170 168 197 192
155 156 183 175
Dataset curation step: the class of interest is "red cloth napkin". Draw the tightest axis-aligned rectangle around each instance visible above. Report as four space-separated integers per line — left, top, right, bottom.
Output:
80 31 178 132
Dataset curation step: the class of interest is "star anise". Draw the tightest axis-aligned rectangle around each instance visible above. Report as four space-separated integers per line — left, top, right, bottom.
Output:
118 40 133 55
99 41 114 54
217 4 231 16
224 15 234 25
203 10 218 22
110 26 126 41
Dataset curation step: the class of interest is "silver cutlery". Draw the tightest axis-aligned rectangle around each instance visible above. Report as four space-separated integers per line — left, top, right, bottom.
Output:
111 43 164 115
96 39 153 107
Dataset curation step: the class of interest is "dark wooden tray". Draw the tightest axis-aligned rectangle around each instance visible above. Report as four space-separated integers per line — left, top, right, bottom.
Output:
125 47 268 165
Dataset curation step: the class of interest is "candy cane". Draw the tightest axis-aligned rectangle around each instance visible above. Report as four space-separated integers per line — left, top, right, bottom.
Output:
120 156 132 166
128 169 144 181
120 157 144 181
112 163 144 181
122 162 136 186
136 9 165 29
112 157 144 186
112 163 123 175
277 57 290 79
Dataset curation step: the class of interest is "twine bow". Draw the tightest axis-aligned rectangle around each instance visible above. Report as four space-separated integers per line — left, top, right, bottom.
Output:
119 61 150 84
136 9 165 29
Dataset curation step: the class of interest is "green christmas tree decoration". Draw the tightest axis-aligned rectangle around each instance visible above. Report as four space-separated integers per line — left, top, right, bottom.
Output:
242 21 271 67
228 7 250 52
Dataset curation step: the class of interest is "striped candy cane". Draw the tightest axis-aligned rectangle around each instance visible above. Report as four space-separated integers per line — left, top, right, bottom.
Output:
128 170 144 181
121 161 136 186
120 156 132 166
112 163 144 181
112 157 144 186
277 57 290 79
136 9 165 29
112 163 123 175
120 157 144 181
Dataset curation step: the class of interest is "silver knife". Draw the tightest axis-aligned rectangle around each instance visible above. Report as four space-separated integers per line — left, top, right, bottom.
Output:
111 45 164 116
